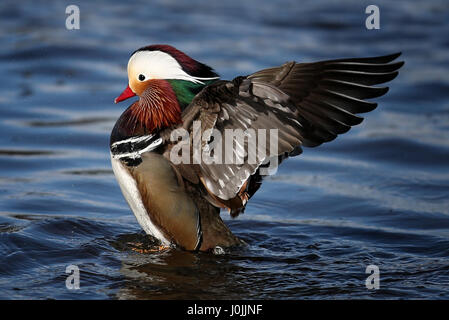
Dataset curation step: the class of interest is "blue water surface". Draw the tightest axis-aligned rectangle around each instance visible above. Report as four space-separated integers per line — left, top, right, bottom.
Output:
0 0 448 299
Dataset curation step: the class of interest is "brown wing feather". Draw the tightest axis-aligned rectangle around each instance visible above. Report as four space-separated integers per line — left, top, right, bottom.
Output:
163 53 403 216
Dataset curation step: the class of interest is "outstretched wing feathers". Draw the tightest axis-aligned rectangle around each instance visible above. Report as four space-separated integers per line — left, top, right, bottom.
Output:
167 52 403 208
206 95 302 199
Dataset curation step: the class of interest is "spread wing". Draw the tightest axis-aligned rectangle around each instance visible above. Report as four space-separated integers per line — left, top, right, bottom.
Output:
163 52 404 214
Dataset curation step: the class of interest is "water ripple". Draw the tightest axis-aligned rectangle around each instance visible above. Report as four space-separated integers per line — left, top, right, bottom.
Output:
0 0 448 299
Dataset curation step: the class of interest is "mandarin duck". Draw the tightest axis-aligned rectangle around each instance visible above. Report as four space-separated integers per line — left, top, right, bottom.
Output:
110 44 403 252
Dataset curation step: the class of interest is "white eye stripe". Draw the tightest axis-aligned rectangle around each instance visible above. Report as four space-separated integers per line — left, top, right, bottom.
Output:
128 50 218 84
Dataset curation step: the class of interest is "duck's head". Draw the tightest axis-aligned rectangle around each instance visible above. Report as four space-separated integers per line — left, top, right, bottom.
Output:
115 44 219 105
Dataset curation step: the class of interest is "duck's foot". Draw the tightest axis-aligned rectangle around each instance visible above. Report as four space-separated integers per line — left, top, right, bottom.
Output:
130 244 171 254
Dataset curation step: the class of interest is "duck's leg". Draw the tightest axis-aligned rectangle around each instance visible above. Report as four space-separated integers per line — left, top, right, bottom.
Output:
197 200 245 251
131 244 171 254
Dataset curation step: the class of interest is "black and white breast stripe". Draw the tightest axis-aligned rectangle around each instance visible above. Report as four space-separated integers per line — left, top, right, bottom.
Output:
110 134 163 166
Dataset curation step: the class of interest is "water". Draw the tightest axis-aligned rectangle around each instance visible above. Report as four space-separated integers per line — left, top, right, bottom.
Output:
1 0 449 299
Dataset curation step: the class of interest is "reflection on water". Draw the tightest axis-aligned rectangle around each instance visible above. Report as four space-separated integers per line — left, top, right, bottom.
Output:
1 0 449 299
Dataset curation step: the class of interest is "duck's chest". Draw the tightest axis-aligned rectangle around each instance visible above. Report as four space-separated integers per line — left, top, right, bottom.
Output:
109 136 202 251
110 155 171 245
110 134 168 241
